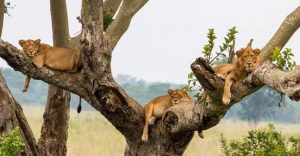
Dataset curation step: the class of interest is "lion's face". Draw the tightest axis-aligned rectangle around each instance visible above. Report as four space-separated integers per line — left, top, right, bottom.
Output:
236 48 260 73
19 39 41 57
168 89 192 105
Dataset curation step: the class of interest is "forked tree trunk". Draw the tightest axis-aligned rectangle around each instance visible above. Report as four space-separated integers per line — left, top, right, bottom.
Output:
37 0 71 155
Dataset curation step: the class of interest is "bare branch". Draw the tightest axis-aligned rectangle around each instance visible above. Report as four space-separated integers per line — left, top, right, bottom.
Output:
105 0 149 51
260 6 300 62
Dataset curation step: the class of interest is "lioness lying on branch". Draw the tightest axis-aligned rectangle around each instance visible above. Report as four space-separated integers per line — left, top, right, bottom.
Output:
19 39 84 113
141 89 193 142
18 39 83 92
214 39 261 104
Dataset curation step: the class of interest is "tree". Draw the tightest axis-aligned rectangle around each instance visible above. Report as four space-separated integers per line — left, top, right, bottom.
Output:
238 87 281 126
37 0 71 155
0 1 300 155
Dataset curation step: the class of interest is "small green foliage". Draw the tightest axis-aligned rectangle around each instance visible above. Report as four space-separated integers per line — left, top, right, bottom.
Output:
202 29 216 62
0 127 25 156
220 124 300 156
271 47 296 70
103 12 114 31
210 26 238 64
182 71 203 100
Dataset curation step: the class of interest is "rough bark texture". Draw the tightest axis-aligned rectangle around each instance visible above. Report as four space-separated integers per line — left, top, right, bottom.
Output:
0 71 39 156
37 0 71 155
0 1 299 156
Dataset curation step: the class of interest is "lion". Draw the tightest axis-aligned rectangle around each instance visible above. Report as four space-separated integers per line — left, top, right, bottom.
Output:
19 39 83 92
217 39 260 105
141 89 193 142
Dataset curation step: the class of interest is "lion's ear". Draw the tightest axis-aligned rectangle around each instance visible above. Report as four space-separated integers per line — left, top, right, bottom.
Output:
236 49 244 57
35 39 41 44
19 40 26 46
182 88 188 92
253 48 260 56
168 89 174 95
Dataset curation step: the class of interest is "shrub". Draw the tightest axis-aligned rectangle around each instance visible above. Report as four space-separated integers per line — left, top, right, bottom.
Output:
220 124 300 156
0 127 25 156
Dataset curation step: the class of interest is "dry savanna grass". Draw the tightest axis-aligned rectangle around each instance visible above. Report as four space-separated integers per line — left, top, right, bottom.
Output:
22 106 300 156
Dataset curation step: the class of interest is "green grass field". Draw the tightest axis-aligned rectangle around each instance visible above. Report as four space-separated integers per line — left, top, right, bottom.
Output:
22 107 300 156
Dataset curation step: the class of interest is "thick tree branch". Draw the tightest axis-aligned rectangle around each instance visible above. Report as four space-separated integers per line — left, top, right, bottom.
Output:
163 59 300 134
0 40 89 101
260 6 300 62
105 0 148 51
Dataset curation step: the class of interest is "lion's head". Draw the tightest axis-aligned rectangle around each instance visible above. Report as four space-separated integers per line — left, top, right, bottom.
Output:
19 39 41 58
167 89 192 105
236 39 260 73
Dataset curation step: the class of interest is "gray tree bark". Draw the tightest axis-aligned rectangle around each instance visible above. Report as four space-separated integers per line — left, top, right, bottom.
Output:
0 1 299 155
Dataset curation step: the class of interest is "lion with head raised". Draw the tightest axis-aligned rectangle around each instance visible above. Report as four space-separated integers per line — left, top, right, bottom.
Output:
141 89 193 142
214 39 260 105
19 39 82 92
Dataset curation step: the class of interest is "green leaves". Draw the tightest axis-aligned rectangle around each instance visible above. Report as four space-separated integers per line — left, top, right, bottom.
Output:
103 12 114 31
202 29 216 62
210 26 238 65
271 47 296 70
220 124 300 156
0 127 25 156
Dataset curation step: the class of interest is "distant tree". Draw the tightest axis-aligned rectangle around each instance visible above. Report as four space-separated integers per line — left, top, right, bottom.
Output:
238 87 281 126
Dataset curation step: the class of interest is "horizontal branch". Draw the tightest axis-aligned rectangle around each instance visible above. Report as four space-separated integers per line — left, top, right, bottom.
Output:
0 40 90 102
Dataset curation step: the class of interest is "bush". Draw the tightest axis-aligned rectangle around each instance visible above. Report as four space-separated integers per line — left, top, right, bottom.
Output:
220 124 300 156
0 127 25 156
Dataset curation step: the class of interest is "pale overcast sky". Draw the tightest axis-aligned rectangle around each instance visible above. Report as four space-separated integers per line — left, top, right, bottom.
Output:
1 0 300 83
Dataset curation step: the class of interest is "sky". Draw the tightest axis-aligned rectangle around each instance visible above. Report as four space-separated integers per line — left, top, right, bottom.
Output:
1 0 300 84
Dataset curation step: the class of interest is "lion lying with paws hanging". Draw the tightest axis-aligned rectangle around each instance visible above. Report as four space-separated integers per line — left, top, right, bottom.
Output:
141 89 193 142
213 39 261 105
19 39 83 92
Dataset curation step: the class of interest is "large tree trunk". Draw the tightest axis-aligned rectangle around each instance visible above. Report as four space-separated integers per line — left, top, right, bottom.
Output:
37 0 71 155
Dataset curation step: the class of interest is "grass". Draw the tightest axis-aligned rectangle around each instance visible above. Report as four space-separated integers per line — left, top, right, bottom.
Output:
22 107 300 156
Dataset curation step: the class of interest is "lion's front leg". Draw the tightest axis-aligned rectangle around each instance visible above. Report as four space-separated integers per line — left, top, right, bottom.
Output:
222 75 235 105
32 54 45 68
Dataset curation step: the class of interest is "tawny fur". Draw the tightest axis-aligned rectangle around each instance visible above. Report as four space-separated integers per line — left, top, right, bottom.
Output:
215 39 261 105
19 39 82 92
141 89 192 142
